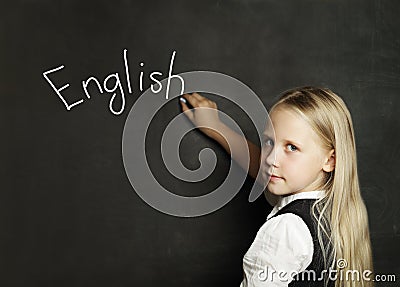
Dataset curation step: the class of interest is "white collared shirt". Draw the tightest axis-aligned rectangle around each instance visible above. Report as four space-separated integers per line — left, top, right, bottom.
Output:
240 190 325 287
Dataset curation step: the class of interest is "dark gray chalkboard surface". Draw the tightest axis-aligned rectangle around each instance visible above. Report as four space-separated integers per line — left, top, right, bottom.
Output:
1 0 399 286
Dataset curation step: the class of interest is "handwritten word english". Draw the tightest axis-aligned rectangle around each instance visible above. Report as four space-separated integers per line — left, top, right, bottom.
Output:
42 50 184 115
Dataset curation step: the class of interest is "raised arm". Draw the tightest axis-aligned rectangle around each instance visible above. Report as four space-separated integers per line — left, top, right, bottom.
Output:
179 93 262 184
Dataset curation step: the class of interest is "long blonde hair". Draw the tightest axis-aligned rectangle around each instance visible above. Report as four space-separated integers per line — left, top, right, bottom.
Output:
271 87 373 287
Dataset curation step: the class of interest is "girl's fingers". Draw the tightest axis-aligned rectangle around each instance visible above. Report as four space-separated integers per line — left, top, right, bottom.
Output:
184 92 215 108
182 93 200 107
179 93 221 135
192 92 206 101
180 99 194 121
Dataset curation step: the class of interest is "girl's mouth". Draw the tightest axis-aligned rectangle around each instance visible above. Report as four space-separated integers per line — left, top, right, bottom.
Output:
268 174 284 182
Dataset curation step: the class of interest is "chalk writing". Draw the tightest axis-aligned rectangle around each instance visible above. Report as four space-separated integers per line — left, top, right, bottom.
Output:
42 49 184 115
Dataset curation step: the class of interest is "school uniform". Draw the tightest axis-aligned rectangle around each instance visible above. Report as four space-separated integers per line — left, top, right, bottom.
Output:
240 190 334 287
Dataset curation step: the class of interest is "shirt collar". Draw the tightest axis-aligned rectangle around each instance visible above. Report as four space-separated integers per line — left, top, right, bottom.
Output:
277 190 325 209
267 190 325 220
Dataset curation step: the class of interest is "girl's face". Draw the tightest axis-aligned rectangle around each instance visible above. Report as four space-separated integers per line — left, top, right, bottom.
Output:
260 106 334 196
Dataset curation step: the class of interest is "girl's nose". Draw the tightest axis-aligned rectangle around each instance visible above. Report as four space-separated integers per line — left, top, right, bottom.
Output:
264 145 278 168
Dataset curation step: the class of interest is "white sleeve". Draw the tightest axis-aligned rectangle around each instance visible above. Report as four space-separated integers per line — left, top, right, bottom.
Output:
240 213 314 287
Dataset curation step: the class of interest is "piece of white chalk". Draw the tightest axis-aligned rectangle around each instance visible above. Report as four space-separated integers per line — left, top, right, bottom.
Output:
179 97 187 103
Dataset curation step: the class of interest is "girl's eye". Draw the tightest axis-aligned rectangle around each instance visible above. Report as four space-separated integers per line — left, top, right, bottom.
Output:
287 144 297 152
264 139 274 146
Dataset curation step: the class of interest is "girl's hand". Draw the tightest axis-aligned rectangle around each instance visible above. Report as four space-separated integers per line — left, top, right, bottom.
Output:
179 93 223 138
180 93 264 189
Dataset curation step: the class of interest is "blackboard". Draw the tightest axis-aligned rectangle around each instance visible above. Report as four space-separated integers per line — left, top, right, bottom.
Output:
1 0 399 286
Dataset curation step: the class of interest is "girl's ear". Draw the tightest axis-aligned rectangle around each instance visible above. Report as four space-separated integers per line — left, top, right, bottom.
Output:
322 149 335 172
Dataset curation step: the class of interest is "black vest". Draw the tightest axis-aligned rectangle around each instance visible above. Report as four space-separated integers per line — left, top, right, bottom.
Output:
269 199 335 287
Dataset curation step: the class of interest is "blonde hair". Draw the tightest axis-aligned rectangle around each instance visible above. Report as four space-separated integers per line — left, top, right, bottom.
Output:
271 87 373 287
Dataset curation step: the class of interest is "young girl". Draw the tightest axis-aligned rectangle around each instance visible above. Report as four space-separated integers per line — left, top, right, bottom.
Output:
180 87 373 287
